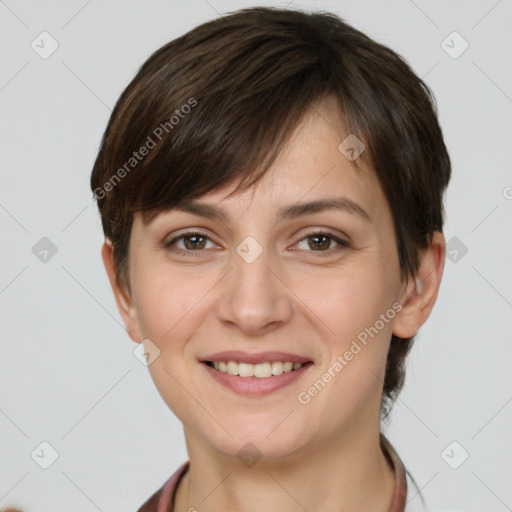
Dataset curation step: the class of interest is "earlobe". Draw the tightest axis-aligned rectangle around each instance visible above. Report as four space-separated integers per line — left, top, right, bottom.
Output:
100 240 142 343
392 232 446 339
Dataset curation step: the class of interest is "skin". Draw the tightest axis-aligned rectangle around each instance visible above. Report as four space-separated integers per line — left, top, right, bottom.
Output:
102 99 445 512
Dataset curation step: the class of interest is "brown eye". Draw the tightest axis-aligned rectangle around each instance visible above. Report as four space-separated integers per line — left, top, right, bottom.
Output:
296 231 350 255
182 234 207 250
308 234 332 251
165 231 216 254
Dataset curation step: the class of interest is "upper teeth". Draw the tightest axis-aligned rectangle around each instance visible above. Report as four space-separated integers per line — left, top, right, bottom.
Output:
211 361 303 378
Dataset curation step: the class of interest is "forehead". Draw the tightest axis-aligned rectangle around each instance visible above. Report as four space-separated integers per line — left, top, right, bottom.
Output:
136 99 389 232
184 102 381 217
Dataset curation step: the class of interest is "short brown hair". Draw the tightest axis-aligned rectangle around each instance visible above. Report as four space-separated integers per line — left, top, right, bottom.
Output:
90 6 451 419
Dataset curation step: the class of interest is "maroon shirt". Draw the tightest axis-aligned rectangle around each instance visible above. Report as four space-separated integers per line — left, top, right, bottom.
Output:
137 434 407 512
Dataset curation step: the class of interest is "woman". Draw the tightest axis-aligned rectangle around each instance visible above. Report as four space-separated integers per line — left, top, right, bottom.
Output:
91 7 451 511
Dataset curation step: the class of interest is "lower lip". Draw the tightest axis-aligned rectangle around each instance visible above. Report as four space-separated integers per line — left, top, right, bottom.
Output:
201 362 313 397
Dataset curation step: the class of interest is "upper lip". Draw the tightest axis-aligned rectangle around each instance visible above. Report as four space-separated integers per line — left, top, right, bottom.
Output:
200 351 312 364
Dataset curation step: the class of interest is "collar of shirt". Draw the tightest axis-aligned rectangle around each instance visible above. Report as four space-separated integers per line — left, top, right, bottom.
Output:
137 433 409 512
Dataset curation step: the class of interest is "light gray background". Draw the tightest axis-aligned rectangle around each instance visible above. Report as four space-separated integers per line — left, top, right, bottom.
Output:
1 0 511 510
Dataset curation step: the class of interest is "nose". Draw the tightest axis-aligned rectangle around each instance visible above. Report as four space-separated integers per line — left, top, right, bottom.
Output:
216 244 293 336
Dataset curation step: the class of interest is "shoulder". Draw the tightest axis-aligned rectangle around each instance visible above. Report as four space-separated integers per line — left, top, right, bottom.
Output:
405 472 467 512
135 462 190 512
404 471 427 511
136 485 165 512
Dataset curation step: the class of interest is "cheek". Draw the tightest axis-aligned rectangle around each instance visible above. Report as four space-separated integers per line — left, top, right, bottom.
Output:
292 268 396 425
132 265 214 419
131 262 210 343
292 261 396 348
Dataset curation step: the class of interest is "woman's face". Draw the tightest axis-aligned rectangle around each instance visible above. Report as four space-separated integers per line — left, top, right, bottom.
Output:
115 102 417 460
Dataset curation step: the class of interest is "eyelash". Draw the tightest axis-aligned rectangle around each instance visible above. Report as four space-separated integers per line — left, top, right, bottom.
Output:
164 230 350 257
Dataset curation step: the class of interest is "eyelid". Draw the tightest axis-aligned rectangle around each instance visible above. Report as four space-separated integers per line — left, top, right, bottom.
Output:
164 229 218 248
293 225 351 244
292 231 350 253
164 228 351 256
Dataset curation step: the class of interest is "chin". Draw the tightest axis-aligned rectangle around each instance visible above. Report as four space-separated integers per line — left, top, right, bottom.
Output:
208 422 307 462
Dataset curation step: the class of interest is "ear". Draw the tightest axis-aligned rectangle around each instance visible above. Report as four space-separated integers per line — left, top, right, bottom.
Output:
101 240 143 343
392 231 446 339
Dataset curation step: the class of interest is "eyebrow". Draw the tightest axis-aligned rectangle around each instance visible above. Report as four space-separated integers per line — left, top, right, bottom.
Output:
174 197 371 223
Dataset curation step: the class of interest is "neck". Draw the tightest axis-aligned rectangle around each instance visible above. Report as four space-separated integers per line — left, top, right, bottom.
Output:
174 426 396 512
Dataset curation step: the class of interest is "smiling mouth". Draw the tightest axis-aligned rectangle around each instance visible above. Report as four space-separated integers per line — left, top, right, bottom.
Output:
203 360 313 378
